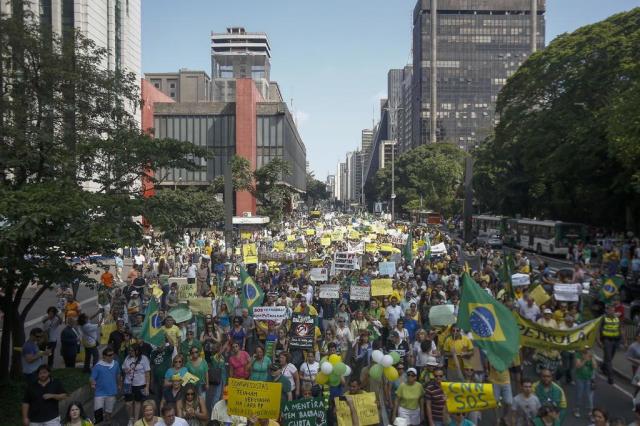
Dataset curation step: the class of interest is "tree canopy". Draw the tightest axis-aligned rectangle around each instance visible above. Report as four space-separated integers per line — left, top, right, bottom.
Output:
304 172 329 205
371 143 467 216
473 8 640 230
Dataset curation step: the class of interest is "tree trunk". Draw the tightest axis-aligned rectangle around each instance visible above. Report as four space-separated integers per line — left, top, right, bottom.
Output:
10 309 25 379
0 296 14 380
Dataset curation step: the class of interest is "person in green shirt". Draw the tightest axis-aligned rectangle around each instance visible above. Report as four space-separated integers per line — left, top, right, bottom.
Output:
392 367 424 426
150 340 174 398
532 369 567 424
186 346 209 396
532 405 561 426
574 346 596 418
180 329 203 359
249 346 271 382
269 362 292 411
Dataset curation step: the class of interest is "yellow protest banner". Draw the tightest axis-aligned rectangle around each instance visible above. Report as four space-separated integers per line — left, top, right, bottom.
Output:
514 313 602 351
188 298 213 315
371 278 393 296
305 229 316 236
287 235 296 242
335 392 379 426
274 241 285 252
227 378 282 419
348 230 361 240
441 382 497 414
320 237 331 247
242 243 258 265
332 230 344 241
530 285 550 307
295 247 307 254
240 231 252 240
151 284 163 299
365 243 378 253
181 371 200 386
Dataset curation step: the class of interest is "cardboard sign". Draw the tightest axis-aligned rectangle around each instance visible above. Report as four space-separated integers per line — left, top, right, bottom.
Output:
333 252 360 271
253 306 289 322
290 313 315 349
243 243 258 265
174 278 197 301
530 285 551 306
320 237 331 247
282 397 326 426
428 304 457 326
441 382 497 414
371 278 393 296
319 284 340 299
227 378 282 419
310 268 329 282
379 262 396 277
187 298 214 315
512 273 531 287
335 392 379 426
554 283 581 301
350 285 371 301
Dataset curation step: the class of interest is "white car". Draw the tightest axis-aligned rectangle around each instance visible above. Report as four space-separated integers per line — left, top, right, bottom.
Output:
487 235 503 249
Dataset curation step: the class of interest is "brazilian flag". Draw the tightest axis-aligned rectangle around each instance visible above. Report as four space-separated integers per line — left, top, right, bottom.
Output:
140 298 165 347
499 252 516 299
240 266 264 313
600 276 623 300
457 273 520 372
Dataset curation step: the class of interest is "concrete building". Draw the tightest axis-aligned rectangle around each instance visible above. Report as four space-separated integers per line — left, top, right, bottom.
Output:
361 129 374 164
145 69 211 103
339 162 347 203
326 175 336 201
412 0 545 149
379 140 398 170
349 150 363 205
1 0 142 81
387 69 403 142
399 65 414 154
211 27 273 102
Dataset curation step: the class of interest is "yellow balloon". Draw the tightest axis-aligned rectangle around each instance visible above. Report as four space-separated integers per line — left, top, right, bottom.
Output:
316 372 329 385
328 354 342 365
383 366 399 381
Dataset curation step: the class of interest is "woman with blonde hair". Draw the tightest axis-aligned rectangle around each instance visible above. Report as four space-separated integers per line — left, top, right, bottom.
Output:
134 400 160 426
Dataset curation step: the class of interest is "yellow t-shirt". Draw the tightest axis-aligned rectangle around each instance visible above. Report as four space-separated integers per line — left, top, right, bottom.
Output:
163 325 182 347
443 336 474 369
488 366 511 385
293 305 318 316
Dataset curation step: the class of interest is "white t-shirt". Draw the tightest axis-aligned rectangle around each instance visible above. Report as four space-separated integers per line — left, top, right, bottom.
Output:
123 355 151 386
282 362 298 391
518 302 540 322
300 361 319 383
157 417 189 426
385 305 404 328
186 264 198 279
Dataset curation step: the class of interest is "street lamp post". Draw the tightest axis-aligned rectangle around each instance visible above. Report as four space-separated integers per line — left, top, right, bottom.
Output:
391 140 396 222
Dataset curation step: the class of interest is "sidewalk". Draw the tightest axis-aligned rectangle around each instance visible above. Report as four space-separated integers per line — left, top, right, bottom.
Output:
593 345 635 383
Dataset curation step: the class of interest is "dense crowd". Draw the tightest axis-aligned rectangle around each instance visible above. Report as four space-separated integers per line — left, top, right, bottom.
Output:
19 213 640 426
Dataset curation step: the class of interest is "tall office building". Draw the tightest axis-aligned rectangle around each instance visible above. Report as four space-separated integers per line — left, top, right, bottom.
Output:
1 0 142 80
387 69 403 142
145 69 210 103
399 65 414 153
361 129 373 163
211 27 272 101
350 150 363 204
326 175 336 201
412 0 545 149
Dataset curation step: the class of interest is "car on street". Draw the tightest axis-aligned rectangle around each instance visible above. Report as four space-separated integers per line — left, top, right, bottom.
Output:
487 234 503 249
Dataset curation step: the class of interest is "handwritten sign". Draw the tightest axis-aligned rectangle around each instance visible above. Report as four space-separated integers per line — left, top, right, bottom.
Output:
350 285 370 301
310 268 328 282
187 298 214 315
371 278 393 297
174 279 197 301
378 261 396 277
441 382 497 414
282 397 326 426
554 283 581 301
333 252 359 271
335 392 379 426
253 306 289 322
319 284 340 299
227 378 282 419
243 243 258 265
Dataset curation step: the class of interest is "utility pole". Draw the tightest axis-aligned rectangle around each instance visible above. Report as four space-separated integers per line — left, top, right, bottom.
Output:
391 140 395 222
430 0 438 144
531 0 537 53
223 159 234 256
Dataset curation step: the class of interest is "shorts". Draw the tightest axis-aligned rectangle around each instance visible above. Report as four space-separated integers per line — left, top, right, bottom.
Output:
398 406 422 425
125 385 147 402
94 395 116 413
493 383 513 405
29 417 61 426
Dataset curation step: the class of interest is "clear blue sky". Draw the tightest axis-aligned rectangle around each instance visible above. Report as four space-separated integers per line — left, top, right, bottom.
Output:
142 0 640 179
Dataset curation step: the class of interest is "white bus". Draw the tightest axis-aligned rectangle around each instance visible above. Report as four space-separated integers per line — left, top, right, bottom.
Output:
504 218 587 255
472 215 507 240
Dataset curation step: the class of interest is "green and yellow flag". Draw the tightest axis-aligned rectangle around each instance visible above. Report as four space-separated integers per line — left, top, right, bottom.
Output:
600 276 623 300
240 266 264 313
140 298 165 347
403 232 413 264
457 273 520 371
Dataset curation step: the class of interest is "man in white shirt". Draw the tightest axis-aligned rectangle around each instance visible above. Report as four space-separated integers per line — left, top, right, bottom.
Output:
186 260 197 284
158 404 189 426
518 295 541 322
385 297 404 328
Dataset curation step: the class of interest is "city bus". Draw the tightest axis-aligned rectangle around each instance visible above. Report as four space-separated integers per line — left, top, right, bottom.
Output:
412 210 442 225
504 218 587 255
472 215 507 239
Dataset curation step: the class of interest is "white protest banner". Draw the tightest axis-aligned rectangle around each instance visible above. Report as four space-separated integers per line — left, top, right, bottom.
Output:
430 242 447 255
512 273 531 287
253 306 289 322
348 242 364 254
429 304 457 326
350 285 370 301
319 284 340 299
379 261 396 277
333 252 360 271
310 268 329 282
554 283 581 301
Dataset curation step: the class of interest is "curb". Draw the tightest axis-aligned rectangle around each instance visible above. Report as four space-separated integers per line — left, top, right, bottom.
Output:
593 354 631 383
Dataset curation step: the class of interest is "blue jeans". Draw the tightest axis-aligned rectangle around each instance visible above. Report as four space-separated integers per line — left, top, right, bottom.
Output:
575 378 593 413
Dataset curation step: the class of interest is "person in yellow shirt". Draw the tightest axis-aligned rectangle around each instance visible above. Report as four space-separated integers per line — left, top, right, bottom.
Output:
442 326 474 381
162 316 182 347
553 302 568 323
293 297 318 317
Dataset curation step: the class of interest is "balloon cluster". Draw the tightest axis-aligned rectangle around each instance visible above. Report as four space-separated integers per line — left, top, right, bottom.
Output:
369 350 401 381
316 354 352 386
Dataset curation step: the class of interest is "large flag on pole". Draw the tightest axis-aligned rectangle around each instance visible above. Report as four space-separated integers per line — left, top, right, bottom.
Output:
499 252 515 299
140 298 165 347
403 232 413 264
457 273 520 371
240 266 264 313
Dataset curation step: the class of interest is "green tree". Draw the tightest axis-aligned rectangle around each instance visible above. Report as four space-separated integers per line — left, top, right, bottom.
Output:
0 10 206 378
304 172 329 205
372 143 467 216
474 8 640 230
253 158 294 227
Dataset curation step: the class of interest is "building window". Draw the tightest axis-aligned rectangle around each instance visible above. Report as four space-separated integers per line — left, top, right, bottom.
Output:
170 92 176 98
154 83 160 89
170 83 176 89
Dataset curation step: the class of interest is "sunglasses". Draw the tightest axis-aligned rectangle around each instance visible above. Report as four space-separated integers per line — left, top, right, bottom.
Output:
186 392 195 396
174 361 183 364
105 353 115 357
434 374 444 378
407 372 417 376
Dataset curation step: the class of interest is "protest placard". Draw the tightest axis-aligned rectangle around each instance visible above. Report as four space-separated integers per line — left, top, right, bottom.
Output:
320 237 331 247
430 242 448 255
333 252 360 271
515 313 602 350
370 278 393 296
227 378 282 419
290 314 315 349
441 382 497 414
335 392 379 426
554 283 581 301
319 284 340 299
253 306 289 322
350 285 370 301
172 278 197 301
274 241 286 251
530 285 550 306
242 243 258 264
310 268 328 282
282 397 326 426
378 261 396 277
511 273 531 287
187 298 214 315
428 304 457 326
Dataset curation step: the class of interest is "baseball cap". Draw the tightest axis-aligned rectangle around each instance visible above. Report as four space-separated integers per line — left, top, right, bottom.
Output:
543 308 552 314
407 368 418 375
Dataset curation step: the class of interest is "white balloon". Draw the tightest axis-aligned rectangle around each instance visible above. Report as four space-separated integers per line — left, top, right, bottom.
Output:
381 354 393 368
371 350 384 364
321 362 334 375
344 365 352 377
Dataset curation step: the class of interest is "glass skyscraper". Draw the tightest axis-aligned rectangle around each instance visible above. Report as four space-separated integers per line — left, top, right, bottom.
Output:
412 0 545 150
